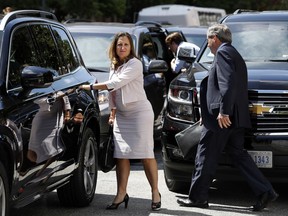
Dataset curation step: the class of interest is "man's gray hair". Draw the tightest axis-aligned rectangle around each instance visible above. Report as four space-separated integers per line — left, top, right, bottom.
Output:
207 24 232 43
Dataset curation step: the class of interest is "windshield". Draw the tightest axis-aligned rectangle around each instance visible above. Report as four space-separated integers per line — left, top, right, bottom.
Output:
71 32 137 71
72 32 113 70
199 22 288 63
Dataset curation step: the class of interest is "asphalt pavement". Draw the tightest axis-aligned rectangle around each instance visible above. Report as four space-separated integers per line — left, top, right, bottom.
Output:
13 145 288 216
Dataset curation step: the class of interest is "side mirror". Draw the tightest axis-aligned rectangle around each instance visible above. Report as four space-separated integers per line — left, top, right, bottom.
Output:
177 47 197 63
21 66 59 89
148 60 168 73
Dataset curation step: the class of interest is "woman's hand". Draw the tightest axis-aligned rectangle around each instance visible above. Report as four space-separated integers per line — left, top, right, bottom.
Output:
108 116 114 125
108 108 116 125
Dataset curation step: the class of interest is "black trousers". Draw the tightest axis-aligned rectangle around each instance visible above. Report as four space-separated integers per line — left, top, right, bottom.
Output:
188 126 273 201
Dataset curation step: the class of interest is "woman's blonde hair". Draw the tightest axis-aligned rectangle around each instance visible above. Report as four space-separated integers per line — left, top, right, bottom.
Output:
108 32 137 69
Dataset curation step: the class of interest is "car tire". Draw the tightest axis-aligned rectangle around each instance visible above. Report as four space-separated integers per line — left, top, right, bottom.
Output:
0 161 10 216
57 128 98 207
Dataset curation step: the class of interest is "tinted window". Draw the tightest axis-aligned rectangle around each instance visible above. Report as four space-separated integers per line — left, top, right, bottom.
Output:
8 26 40 89
141 34 157 73
30 25 61 71
51 26 79 74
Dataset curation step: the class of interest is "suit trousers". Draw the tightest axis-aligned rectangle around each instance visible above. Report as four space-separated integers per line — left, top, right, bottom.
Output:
188 126 273 201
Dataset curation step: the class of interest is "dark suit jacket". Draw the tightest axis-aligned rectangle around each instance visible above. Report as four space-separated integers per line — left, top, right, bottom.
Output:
200 42 251 131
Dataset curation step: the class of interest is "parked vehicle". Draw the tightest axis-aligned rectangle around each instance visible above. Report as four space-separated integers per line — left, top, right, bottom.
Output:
180 26 207 48
66 21 182 140
161 9 288 193
0 10 106 215
137 4 226 26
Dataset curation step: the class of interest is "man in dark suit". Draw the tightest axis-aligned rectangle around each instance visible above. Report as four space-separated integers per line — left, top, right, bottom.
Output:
177 24 278 211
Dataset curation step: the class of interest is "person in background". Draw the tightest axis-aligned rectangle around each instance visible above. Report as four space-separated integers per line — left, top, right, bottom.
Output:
142 42 156 72
165 32 200 74
165 32 200 87
3 6 13 15
177 24 278 211
79 32 161 211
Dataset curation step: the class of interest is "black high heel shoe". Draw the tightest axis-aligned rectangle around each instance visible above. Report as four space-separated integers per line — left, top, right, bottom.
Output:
106 194 129 210
151 193 161 211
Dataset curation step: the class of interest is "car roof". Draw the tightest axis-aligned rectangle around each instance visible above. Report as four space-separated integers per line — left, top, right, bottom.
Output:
65 22 136 34
65 21 169 35
223 10 288 23
0 10 58 30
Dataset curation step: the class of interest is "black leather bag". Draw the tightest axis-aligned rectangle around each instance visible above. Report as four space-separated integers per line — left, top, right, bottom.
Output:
175 121 203 160
99 126 116 173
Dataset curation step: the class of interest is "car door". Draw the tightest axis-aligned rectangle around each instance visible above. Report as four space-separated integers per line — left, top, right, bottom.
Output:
6 22 62 198
6 21 85 199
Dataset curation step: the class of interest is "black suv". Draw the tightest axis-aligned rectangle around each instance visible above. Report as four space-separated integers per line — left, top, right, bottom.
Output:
0 10 109 215
65 21 184 140
162 10 288 193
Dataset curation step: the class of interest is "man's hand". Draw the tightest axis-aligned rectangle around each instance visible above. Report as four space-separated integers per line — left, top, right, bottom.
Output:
217 113 231 129
170 58 176 68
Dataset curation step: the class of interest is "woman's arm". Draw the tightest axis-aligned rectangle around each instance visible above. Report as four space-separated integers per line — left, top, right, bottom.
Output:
79 83 109 91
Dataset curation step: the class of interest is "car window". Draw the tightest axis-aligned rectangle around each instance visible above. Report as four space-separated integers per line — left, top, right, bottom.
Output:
141 34 157 73
151 32 172 61
30 24 61 72
8 26 40 89
184 34 206 48
51 26 80 74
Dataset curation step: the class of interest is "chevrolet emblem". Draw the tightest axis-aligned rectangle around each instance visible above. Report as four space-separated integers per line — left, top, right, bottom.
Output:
249 104 273 115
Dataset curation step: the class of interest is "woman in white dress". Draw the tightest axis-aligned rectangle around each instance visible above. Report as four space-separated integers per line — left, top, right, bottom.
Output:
79 32 161 211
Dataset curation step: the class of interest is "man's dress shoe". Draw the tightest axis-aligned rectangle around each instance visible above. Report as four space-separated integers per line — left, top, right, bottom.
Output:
177 198 209 208
252 189 279 211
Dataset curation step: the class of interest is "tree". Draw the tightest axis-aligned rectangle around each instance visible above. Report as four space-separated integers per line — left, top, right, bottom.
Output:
1 0 288 22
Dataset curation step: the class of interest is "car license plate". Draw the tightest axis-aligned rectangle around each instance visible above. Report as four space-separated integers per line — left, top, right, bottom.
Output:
248 151 272 168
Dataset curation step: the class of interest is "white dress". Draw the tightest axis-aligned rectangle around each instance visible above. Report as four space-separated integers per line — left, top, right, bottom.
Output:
105 58 154 159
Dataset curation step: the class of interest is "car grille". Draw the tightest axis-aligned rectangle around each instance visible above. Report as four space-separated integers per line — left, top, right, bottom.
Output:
249 91 288 133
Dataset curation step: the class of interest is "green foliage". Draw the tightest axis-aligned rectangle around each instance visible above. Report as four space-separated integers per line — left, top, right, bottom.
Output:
1 0 288 22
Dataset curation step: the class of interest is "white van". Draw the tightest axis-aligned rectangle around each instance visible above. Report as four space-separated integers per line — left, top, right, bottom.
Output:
137 4 226 26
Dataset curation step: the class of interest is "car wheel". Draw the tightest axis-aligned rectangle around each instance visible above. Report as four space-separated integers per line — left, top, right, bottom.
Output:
0 161 9 216
57 128 98 207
